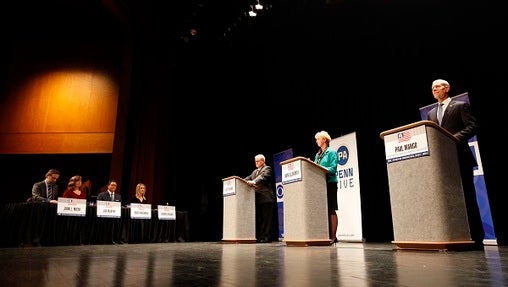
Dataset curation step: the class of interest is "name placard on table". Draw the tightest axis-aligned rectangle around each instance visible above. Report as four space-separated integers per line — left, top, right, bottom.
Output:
130 203 152 219
157 205 176 220
96 200 122 218
57 198 87 216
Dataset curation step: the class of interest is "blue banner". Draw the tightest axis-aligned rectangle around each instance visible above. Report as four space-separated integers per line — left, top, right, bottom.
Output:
273 149 293 239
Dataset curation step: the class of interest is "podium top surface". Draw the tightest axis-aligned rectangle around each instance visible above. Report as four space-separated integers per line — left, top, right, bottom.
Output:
279 156 328 173
222 175 248 183
379 120 457 143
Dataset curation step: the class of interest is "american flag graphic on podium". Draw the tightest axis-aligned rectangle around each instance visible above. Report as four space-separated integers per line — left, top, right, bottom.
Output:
397 131 411 142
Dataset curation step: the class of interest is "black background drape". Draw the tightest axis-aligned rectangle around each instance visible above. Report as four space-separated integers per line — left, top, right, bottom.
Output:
1 0 506 244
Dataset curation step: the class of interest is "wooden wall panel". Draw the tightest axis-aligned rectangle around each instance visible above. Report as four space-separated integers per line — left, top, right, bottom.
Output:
0 69 118 154
0 133 114 154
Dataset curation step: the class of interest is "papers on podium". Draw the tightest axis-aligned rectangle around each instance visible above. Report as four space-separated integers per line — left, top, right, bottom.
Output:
57 198 87 216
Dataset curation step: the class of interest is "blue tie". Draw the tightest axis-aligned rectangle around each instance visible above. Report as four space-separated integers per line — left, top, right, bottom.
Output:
437 103 444 125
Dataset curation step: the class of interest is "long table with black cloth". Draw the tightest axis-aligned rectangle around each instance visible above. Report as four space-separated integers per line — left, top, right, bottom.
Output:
0 202 189 247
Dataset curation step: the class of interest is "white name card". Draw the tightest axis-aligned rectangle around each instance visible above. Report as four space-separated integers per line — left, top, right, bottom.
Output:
157 205 176 220
281 160 302 184
57 198 87 217
223 178 236 196
96 200 122 218
130 203 152 219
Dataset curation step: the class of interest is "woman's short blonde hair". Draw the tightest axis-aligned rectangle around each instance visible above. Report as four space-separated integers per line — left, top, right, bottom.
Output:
315 130 331 143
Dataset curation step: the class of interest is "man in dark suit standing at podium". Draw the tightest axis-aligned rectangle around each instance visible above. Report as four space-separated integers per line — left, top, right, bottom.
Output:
426 79 484 250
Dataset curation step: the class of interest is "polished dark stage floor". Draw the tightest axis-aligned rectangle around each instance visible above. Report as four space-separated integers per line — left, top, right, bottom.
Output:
1 242 507 287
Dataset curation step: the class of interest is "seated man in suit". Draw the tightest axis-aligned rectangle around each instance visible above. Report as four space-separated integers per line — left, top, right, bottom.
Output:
31 168 61 204
96 179 122 203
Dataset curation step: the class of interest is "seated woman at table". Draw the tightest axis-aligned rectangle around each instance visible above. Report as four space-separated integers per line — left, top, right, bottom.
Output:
131 183 149 204
62 175 87 199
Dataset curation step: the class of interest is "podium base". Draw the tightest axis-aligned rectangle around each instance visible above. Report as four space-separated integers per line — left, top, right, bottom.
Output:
222 239 257 244
284 240 332 247
392 240 475 251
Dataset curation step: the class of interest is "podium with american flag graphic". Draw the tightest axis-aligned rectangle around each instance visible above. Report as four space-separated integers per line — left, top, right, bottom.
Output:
280 156 331 247
380 120 474 251
221 176 257 243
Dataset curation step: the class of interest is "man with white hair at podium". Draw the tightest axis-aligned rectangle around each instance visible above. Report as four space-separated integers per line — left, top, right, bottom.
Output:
245 154 276 243
426 78 483 250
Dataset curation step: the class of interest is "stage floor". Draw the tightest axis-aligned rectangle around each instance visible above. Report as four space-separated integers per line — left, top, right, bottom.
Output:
0 241 506 286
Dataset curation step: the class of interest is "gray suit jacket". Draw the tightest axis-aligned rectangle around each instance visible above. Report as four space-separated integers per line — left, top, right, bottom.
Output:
245 165 276 204
32 180 58 203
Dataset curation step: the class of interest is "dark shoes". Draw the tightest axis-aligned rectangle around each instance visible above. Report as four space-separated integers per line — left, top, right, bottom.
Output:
470 242 484 251
257 237 271 243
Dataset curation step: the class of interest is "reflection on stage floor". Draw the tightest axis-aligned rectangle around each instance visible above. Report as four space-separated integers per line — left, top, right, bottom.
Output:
0 242 506 286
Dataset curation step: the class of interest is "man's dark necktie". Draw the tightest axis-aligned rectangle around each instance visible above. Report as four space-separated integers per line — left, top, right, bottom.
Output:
47 184 53 200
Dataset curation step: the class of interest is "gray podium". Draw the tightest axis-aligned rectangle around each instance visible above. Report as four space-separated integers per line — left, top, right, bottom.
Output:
280 156 330 246
380 120 473 251
222 176 256 243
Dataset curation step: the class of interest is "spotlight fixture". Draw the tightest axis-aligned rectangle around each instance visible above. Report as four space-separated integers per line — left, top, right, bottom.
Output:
248 5 257 17
255 0 263 10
